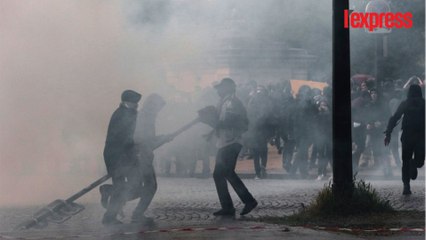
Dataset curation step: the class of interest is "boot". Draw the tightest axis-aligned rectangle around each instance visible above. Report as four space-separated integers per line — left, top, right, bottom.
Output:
99 184 113 209
240 200 258 215
403 183 412 195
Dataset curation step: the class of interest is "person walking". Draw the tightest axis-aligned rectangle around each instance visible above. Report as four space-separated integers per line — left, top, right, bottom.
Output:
211 78 258 216
366 88 392 176
101 90 141 225
131 93 173 223
384 84 425 195
247 86 274 179
314 99 332 180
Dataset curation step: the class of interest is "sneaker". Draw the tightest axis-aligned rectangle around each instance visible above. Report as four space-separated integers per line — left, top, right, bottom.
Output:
213 208 236 216
240 200 258 216
254 176 261 180
410 162 418 180
99 184 112 209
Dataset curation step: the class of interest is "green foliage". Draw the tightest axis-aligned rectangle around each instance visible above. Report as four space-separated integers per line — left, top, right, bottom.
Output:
296 179 394 218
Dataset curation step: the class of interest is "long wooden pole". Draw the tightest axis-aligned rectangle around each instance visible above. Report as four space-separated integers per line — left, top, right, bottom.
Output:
15 118 200 230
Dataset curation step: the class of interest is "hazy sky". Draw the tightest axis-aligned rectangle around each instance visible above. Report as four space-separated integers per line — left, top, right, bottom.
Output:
0 0 174 206
0 0 244 206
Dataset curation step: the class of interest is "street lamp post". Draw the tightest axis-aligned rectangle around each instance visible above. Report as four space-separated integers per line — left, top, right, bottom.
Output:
365 0 392 88
332 0 354 197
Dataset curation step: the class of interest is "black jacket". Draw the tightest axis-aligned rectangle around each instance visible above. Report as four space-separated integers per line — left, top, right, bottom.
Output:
386 97 425 138
103 103 138 174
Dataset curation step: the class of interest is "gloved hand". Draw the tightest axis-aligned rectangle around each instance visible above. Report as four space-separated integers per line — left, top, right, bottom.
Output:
384 132 391 146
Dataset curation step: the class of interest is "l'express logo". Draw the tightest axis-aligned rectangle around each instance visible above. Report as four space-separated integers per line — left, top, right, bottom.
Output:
344 0 413 33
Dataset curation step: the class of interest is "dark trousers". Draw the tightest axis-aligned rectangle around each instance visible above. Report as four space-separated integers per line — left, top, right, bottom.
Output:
103 150 134 220
253 143 268 177
317 142 331 176
213 143 256 210
104 167 130 219
131 147 157 219
292 138 310 176
281 139 295 171
131 162 157 218
401 132 425 185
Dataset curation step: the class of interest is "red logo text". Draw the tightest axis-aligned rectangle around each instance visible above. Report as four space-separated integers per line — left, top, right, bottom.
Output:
344 10 413 31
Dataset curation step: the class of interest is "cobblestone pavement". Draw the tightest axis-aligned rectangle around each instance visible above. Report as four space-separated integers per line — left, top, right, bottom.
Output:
0 178 424 239
147 178 425 222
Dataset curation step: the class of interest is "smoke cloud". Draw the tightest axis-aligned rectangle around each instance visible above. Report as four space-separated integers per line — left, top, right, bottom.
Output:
1 0 334 206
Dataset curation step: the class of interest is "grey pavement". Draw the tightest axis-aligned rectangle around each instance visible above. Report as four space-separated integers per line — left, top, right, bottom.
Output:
0 178 424 239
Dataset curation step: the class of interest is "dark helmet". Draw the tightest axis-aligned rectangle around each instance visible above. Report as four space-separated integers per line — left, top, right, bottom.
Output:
214 78 236 91
407 84 423 99
297 85 312 99
121 90 142 103
312 88 322 97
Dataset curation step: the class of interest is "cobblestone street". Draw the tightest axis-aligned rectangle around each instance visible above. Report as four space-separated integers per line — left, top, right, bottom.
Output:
1 177 424 239
147 178 425 223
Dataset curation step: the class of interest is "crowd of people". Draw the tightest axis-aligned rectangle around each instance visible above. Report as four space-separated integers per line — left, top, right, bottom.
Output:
99 75 424 225
155 75 425 182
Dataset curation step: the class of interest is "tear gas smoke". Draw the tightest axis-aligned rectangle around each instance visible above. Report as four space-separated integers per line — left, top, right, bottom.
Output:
0 0 423 208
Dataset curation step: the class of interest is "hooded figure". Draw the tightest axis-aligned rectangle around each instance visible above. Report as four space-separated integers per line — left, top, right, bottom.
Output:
131 93 173 223
385 84 425 195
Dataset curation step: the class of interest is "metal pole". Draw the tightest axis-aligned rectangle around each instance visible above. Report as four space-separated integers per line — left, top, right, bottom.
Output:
332 0 353 197
66 175 110 203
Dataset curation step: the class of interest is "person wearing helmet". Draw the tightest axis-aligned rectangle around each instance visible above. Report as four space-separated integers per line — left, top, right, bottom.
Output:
211 78 258 216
